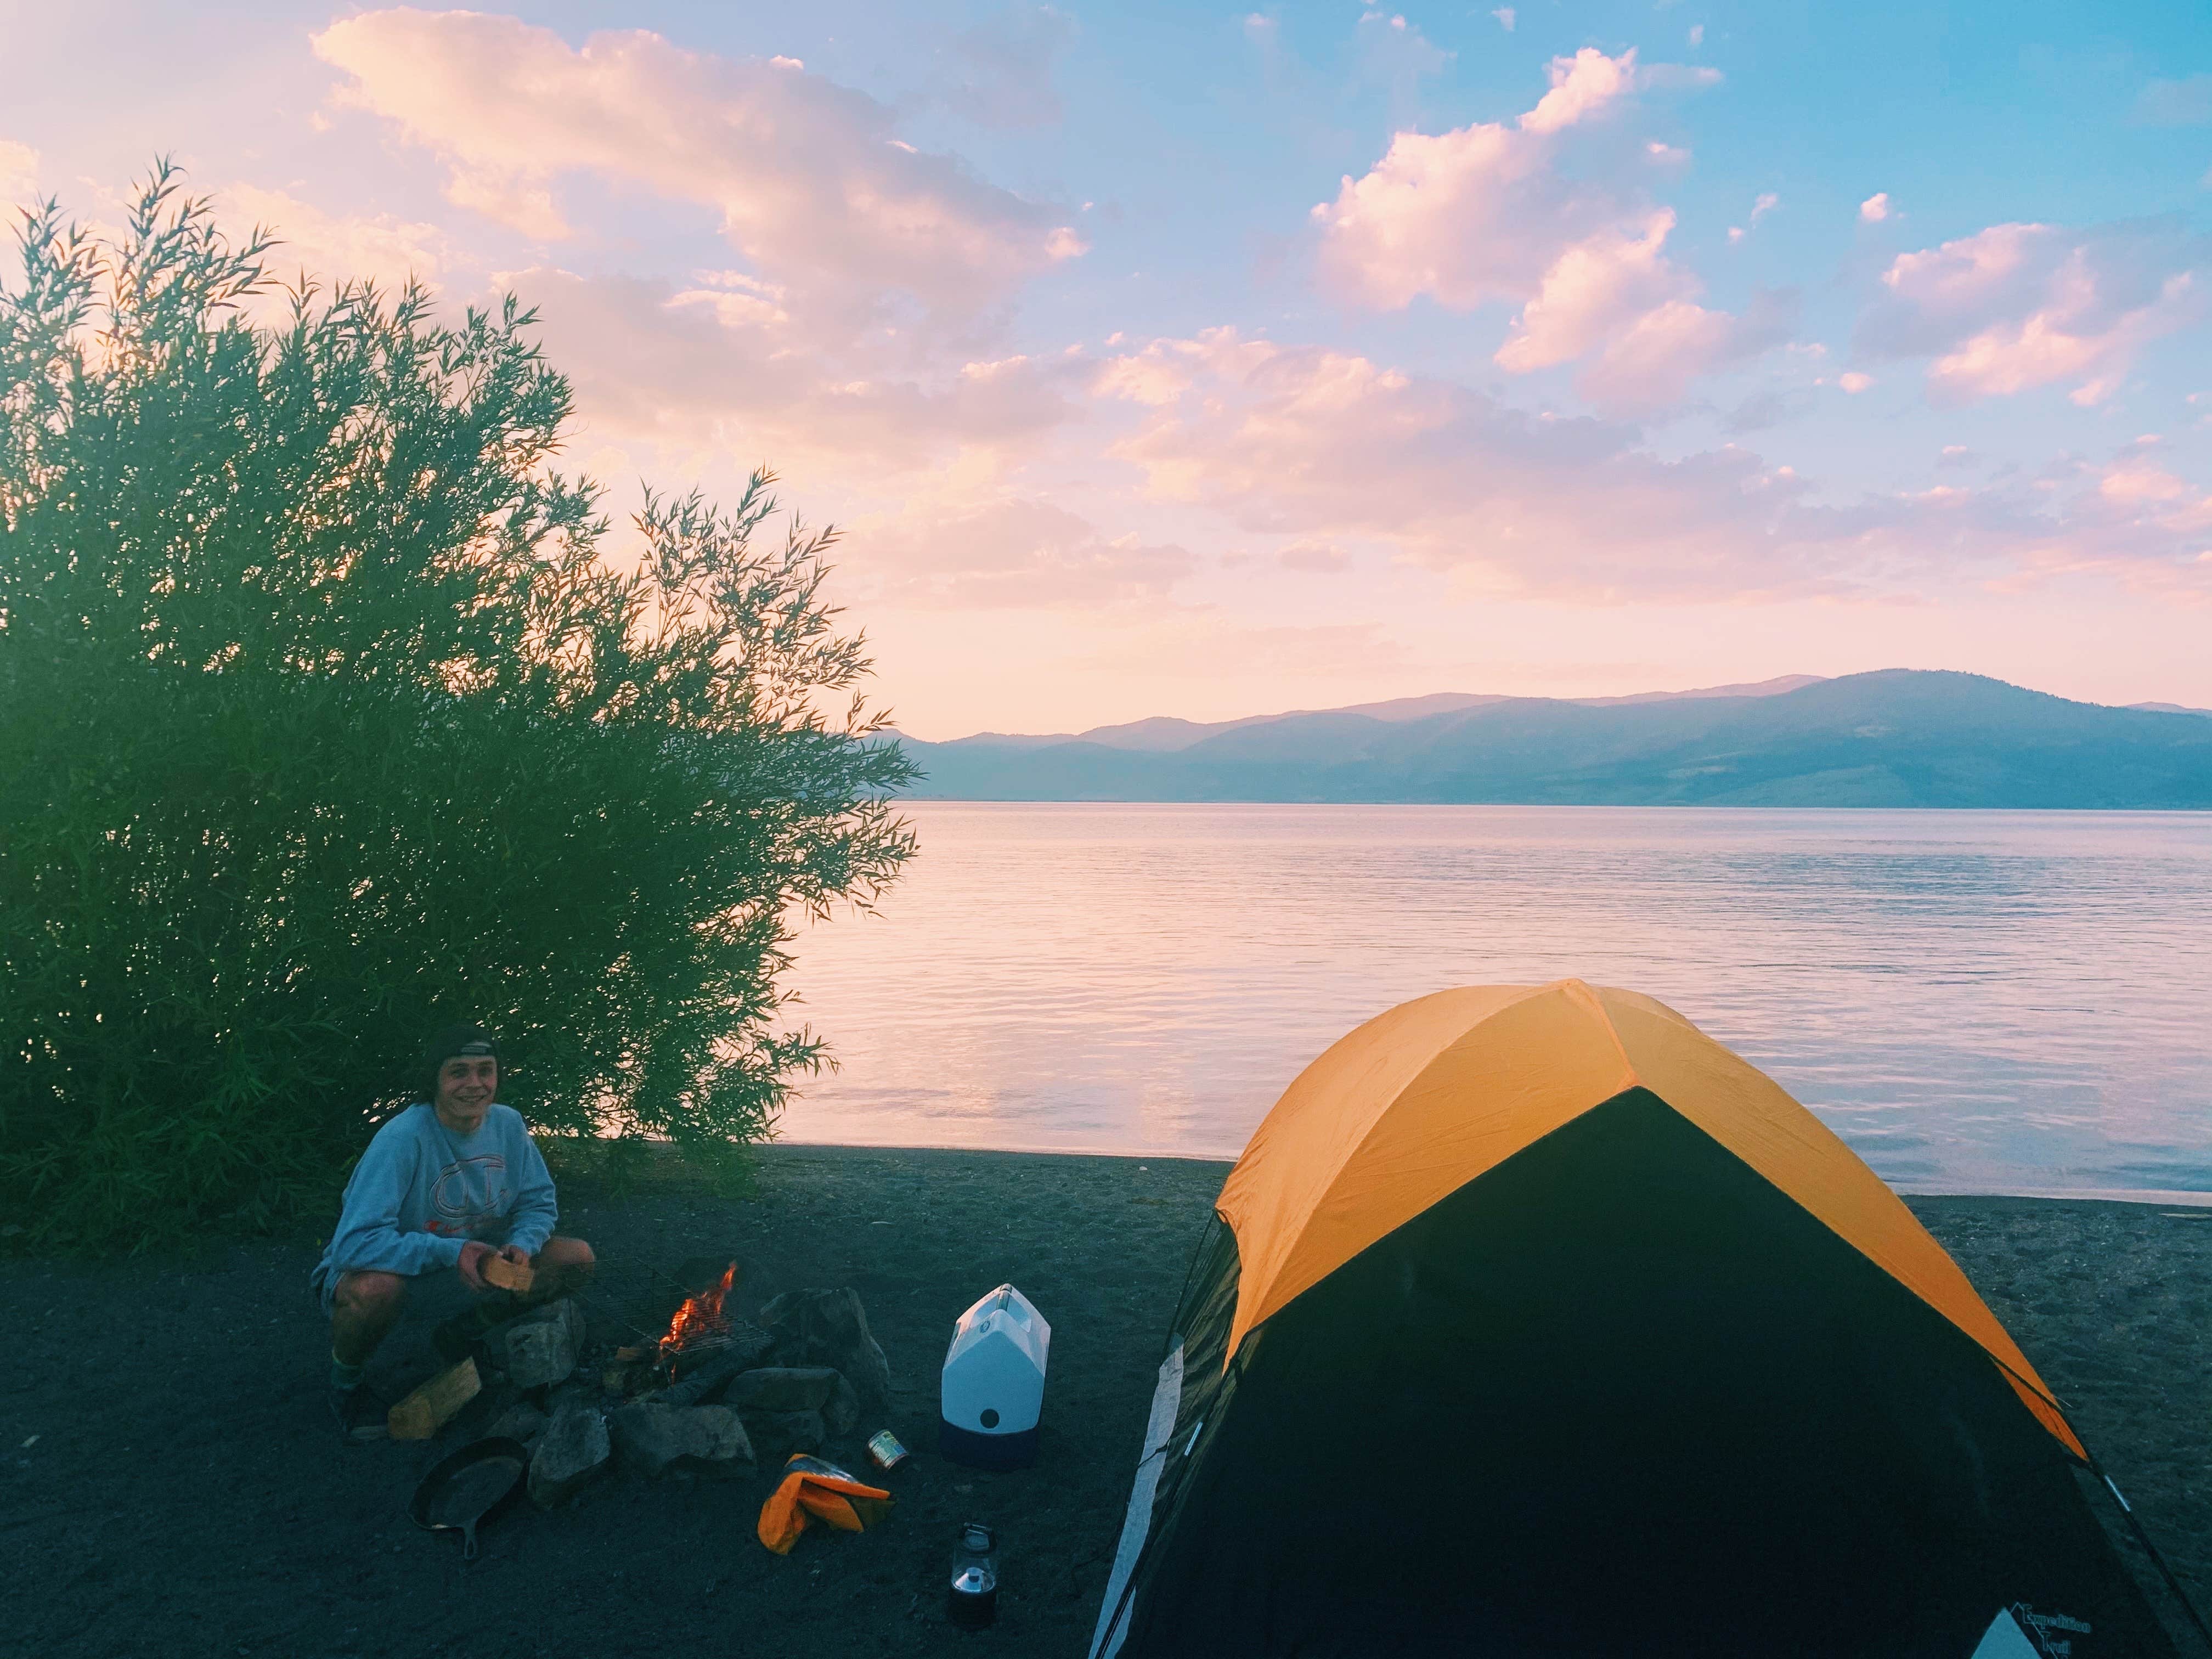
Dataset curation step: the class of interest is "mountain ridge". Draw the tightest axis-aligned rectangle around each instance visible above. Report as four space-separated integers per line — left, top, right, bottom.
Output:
889 670 2212 809
939 674 1825 752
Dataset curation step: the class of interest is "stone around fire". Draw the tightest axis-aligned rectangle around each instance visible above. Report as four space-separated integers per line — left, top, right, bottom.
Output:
528 1401 610 1508
611 1402 755 1479
498 1298 584 1390
758 1288 891 1414
739 1408 825 1463
724 1367 835 1412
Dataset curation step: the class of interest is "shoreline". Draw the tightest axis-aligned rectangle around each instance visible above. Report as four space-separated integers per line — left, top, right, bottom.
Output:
763 1140 2212 1209
4 1146 2204 1657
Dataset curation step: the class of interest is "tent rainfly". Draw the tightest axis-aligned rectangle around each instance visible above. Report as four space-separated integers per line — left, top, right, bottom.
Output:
1089 981 2198 1658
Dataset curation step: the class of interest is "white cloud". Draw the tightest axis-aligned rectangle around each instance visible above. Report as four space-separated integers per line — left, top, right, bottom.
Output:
0 140 38 206
1858 221 2208 405
1688 24 1705 46
1860 192 1892 223
1728 193 1777 246
312 11 1081 337
1492 8 1516 31
2137 75 2212 127
1311 49 1763 410
1837 371 1874 393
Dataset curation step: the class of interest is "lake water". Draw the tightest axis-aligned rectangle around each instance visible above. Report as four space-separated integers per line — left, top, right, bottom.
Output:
781 803 2212 1204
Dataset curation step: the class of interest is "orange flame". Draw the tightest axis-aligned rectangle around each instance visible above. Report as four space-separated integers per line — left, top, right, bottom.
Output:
659 1262 737 1357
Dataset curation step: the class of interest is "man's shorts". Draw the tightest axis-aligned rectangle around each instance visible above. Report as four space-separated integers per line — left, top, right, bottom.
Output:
312 1231 512 1317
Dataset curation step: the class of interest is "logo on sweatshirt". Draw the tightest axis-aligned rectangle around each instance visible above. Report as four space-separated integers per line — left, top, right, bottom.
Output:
427 1154 510 1237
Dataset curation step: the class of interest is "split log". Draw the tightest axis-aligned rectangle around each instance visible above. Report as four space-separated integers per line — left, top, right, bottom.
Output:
659 1325 776 1407
482 1255 534 1295
388 1356 482 1440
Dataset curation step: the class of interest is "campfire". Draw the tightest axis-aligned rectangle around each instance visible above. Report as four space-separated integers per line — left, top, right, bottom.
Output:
399 1257 899 1527
658 1261 740 1374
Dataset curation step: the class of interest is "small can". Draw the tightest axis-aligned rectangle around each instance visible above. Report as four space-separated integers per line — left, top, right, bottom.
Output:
866 1429 909 1471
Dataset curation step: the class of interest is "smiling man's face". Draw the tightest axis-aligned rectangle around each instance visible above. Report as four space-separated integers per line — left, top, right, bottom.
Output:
433 1054 499 1133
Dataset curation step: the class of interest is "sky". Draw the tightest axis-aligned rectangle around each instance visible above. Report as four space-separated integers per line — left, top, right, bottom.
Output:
3 1 2210 738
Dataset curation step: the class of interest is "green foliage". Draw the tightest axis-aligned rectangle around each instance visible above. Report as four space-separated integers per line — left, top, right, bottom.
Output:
0 166 916 1250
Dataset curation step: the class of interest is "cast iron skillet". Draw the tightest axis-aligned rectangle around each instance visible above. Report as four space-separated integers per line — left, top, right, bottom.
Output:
409 1436 529 1560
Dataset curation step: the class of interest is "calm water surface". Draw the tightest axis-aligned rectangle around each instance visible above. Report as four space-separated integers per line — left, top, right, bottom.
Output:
782 804 2212 1203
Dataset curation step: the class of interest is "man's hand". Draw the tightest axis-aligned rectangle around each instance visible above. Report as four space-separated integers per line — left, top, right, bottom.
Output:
457 1239 494 1292
497 1243 531 1272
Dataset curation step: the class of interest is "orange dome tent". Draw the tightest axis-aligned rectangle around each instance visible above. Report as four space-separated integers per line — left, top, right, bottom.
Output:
1090 981 2195 1658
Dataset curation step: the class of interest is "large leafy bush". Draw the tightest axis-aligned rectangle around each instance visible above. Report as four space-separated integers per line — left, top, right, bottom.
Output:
0 170 915 1248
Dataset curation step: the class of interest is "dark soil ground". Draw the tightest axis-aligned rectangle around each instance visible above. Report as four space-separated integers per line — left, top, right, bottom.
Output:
3 1149 2207 1659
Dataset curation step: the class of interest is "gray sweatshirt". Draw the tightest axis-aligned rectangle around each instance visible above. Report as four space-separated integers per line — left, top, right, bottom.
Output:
313 1102 558 1289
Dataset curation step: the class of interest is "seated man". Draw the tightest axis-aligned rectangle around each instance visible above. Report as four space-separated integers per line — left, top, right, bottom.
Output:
313 1024 595 1440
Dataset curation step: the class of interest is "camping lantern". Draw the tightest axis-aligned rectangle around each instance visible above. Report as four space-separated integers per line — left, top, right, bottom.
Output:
946 1521 1000 1629
939 1284 1050 1469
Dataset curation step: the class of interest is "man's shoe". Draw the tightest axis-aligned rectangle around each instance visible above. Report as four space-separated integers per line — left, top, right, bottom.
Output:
330 1383 388 1443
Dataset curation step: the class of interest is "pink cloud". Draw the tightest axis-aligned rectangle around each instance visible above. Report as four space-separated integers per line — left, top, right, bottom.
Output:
1104 330 1835 599
1312 48 1769 411
1101 329 2212 600
312 10 1082 335
851 496 1198 610
510 267 1090 477
0 140 37 206
1859 221 2207 405
1521 46 1645 136
1278 540 1353 573
221 184 451 292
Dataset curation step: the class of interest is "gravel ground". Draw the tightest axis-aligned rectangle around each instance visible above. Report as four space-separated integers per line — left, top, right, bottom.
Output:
2 1149 2204 1658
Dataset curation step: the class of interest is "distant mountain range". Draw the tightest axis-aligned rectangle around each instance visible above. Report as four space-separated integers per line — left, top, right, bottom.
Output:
889 671 2212 808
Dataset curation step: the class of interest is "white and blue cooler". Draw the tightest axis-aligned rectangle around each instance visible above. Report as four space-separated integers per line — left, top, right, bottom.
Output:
939 1284 1051 1469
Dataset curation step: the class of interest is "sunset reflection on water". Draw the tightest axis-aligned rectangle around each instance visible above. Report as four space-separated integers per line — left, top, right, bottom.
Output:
782 804 2212 1203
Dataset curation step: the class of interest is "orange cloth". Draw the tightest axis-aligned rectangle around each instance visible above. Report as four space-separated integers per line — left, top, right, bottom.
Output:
757 1455 895 1555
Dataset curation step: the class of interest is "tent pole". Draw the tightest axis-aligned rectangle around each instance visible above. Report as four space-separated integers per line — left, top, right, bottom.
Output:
2090 1458 2212 1654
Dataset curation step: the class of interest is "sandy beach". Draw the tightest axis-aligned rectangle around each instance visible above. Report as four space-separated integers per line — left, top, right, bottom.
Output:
3 1147 2205 1658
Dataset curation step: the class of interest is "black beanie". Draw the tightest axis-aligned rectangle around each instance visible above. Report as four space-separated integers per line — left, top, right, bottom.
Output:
420 1023 501 1101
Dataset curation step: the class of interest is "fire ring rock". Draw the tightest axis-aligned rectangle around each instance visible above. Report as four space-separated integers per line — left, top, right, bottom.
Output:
757 1289 891 1415
498 1298 584 1390
528 1401 611 1508
723 1368 862 1438
738 1408 826 1463
487 1401 549 1446
611 1403 755 1479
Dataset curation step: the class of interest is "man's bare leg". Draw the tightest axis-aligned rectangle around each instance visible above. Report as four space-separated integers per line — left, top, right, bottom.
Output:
329 1270 408 1440
529 1234 596 1300
331 1269 408 1367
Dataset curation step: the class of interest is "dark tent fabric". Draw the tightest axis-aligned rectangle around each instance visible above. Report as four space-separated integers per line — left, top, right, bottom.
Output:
1090 987 2191 1658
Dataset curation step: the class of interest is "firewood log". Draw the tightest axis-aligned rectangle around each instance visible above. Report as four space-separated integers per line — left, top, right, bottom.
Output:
388 1357 482 1440
482 1255 534 1294
659 1328 776 1407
